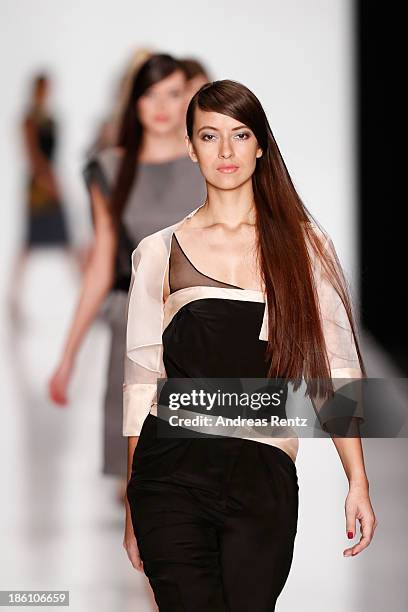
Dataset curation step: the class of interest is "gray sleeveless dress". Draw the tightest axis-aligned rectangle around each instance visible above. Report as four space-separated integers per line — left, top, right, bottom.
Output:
84 148 207 476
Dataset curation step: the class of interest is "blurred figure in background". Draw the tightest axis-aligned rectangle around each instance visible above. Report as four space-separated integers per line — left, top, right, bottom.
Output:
48 53 207 502
80 49 154 273
9 73 72 318
179 57 211 136
87 48 153 157
179 56 211 100
23 73 69 247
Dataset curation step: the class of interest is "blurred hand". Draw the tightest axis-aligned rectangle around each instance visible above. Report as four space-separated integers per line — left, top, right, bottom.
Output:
48 357 73 406
343 482 378 557
123 520 144 572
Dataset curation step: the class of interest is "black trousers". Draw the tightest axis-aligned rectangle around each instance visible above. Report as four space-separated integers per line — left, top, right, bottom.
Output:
127 414 299 612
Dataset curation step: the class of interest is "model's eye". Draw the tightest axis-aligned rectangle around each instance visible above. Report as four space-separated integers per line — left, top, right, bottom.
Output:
234 132 250 140
169 89 183 98
202 134 217 141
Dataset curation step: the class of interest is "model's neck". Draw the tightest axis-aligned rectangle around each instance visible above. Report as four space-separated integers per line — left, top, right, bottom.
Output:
138 130 187 163
198 183 257 228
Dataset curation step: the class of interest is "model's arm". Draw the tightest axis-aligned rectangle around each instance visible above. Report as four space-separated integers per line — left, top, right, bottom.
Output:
48 182 117 404
310 232 378 558
325 422 377 556
310 395 377 560
123 435 143 571
122 240 167 570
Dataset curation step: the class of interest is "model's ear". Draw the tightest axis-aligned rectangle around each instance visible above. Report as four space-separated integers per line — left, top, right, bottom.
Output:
185 134 198 163
256 146 263 159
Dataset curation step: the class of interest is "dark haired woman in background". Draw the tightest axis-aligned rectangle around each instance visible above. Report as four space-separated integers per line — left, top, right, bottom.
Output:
48 54 206 500
179 57 211 100
86 48 153 157
124 79 378 610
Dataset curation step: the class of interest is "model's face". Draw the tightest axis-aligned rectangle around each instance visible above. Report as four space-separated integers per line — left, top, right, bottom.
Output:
186 109 263 190
137 69 187 135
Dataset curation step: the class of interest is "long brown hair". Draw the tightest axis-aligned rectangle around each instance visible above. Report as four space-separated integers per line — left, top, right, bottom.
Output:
110 53 185 224
186 79 366 398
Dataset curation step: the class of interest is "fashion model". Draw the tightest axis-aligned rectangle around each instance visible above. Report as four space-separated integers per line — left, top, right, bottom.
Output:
48 54 206 497
9 73 73 320
123 79 378 611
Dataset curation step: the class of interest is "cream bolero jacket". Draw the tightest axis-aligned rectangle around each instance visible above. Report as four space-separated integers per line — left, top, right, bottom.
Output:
122 204 363 437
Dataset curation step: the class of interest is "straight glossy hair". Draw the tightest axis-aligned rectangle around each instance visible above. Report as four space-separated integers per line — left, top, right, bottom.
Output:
186 79 367 398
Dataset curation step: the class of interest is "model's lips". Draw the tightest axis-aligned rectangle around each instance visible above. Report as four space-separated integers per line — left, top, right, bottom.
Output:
217 165 239 173
154 115 170 122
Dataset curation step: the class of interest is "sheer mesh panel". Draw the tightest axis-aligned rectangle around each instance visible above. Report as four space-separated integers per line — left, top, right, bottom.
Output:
169 233 243 293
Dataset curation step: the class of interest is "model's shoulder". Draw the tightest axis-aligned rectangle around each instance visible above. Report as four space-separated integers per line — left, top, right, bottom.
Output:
134 230 165 254
132 211 197 259
131 222 178 257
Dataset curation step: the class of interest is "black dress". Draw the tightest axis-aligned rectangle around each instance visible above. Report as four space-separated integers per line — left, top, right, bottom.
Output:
25 111 69 247
127 233 299 612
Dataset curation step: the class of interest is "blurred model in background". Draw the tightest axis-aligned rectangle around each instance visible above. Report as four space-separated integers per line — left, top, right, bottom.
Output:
22 73 69 248
9 73 73 320
179 56 211 99
79 49 154 273
179 57 211 137
87 48 153 157
48 53 207 502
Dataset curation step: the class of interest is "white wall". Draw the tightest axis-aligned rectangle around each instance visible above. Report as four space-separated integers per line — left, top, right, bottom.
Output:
1 0 357 275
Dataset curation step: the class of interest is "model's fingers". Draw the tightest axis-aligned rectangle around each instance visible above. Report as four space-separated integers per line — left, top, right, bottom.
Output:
345 510 356 541
345 514 376 557
343 500 357 556
129 543 144 571
123 535 144 571
355 513 376 552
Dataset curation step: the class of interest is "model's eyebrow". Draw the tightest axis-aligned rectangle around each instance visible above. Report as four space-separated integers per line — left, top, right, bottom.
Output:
197 125 249 134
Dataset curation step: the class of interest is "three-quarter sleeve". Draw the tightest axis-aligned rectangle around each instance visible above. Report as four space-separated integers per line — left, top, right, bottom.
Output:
310 227 365 431
122 234 168 436
315 232 363 379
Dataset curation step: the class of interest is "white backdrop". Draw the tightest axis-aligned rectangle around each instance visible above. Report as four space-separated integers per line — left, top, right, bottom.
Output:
0 1 365 611
0 0 357 284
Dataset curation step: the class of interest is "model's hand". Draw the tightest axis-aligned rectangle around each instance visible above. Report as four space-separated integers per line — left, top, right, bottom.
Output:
123 519 144 571
343 481 378 557
48 357 73 406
